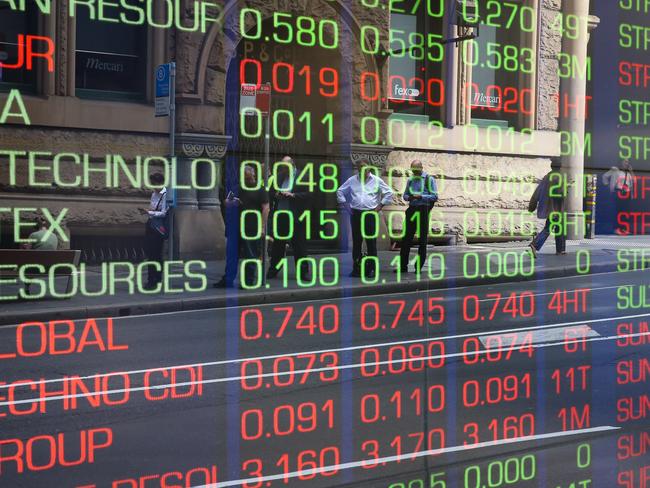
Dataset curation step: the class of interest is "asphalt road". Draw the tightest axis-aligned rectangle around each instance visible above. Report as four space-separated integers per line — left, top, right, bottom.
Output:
1 269 649 487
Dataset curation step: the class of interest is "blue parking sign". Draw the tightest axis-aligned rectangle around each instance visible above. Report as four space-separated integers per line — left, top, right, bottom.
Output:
155 64 171 117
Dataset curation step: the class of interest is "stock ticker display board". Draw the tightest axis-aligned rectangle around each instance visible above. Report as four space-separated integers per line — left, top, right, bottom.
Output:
0 0 650 487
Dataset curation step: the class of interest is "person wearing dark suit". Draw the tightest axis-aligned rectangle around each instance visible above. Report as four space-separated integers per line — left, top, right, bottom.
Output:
267 156 311 281
398 160 438 273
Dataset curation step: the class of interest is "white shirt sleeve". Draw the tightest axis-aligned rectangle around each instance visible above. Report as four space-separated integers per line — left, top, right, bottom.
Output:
378 177 394 206
337 177 352 204
148 191 169 217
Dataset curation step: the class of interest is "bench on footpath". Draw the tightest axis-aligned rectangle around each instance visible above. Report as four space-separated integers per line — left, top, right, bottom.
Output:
0 249 81 298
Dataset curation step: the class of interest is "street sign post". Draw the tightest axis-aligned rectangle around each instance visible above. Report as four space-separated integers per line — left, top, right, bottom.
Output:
155 62 176 261
239 83 257 115
239 82 272 284
155 64 171 117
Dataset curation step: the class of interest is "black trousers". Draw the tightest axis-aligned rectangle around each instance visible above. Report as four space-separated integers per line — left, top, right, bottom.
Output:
144 223 164 284
399 206 432 270
269 211 308 276
351 210 378 269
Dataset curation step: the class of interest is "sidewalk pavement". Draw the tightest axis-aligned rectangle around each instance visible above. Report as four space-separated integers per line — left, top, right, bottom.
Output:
1 236 649 326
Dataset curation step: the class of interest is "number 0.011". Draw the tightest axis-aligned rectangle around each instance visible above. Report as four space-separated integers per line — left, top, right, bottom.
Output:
240 109 334 143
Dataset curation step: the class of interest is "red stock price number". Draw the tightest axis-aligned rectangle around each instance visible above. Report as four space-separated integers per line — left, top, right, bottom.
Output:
360 342 446 377
240 352 339 390
241 400 335 440
240 59 339 97
360 298 445 331
240 304 339 340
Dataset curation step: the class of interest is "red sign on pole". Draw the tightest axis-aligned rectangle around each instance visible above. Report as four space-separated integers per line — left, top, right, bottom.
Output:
255 83 271 114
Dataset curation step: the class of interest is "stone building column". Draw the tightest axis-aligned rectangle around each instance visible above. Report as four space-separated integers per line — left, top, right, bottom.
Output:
558 0 597 239
173 133 229 259
200 136 230 209
330 143 394 252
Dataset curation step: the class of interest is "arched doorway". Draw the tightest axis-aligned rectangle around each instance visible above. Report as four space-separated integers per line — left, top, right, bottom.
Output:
224 14 348 250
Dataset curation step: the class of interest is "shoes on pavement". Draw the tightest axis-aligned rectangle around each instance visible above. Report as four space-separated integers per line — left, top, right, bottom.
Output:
213 279 234 288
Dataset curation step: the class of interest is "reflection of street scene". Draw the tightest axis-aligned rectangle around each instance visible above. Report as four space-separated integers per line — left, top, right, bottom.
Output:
0 0 649 486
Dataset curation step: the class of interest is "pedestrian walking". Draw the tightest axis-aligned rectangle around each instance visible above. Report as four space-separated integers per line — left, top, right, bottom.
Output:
397 160 438 273
615 159 635 236
214 164 269 288
528 167 567 257
267 156 311 281
141 172 169 289
337 159 393 278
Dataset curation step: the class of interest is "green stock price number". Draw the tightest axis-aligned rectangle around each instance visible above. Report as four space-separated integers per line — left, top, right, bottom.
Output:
240 10 339 49
463 251 535 280
464 454 537 487
240 109 334 143
240 161 339 194
388 471 448 488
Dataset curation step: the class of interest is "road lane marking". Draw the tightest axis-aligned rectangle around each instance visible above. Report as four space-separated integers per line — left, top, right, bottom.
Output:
0 271 635 329
194 426 619 488
1 310 648 392
479 325 600 348
1 329 649 407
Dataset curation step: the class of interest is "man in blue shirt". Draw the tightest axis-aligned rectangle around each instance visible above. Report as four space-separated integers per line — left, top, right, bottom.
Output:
398 160 438 273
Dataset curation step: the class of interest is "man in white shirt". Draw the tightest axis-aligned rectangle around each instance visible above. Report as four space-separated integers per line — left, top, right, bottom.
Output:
337 159 393 277
140 172 169 289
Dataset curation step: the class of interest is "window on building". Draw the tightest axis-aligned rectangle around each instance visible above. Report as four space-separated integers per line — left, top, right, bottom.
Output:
75 10 147 100
0 5 38 90
463 0 537 129
387 0 446 123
